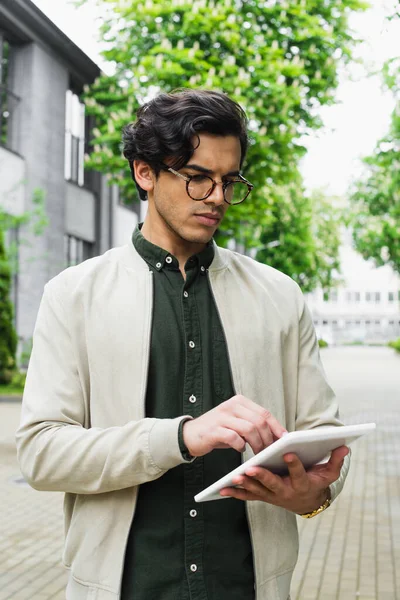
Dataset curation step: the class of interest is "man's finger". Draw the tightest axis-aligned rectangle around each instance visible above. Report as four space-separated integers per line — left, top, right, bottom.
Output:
236 397 287 439
221 417 264 454
232 405 274 449
219 486 264 502
326 446 349 475
284 453 310 492
232 474 271 498
244 467 285 495
330 446 349 465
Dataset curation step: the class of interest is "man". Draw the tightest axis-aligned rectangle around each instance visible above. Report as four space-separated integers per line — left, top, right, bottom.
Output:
16 89 350 600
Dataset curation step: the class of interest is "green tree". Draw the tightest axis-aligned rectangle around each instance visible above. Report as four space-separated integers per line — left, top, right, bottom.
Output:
256 186 343 292
79 0 366 285
0 187 49 275
0 187 49 374
349 57 400 273
0 228 17 383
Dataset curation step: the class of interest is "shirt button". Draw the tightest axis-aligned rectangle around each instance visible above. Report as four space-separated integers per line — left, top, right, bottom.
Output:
189 395 196 403
190 509 197 518
183 291 189 298
189 341 195 349
200 266 205 272
166 256 173 264
190 564 197 572
156 262 162 269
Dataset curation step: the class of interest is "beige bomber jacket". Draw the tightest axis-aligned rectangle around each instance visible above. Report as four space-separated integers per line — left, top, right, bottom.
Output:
16 241 350 600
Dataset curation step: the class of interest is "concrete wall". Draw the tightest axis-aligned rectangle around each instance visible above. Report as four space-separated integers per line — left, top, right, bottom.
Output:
0 147 25 216
8 41 69 341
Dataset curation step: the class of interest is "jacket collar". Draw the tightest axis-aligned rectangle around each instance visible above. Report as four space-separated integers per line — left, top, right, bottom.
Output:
112 235 230 274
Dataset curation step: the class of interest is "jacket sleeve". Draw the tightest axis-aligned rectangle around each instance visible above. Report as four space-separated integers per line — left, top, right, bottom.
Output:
16 282 191 495
294 292 351 503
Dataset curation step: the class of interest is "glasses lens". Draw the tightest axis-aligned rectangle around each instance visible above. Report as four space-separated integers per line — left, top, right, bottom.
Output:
187 175 214 200
225 181 250 205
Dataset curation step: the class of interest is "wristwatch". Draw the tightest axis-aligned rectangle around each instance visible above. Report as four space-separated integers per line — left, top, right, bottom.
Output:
300 496 331 519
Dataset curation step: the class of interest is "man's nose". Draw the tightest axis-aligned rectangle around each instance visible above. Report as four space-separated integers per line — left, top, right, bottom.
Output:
204 181 225 206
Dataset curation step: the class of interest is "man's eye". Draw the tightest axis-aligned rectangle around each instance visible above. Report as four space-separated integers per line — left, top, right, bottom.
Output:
190 175 209 183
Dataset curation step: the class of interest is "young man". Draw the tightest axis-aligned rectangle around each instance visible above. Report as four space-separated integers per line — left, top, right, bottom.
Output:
16 89 349 600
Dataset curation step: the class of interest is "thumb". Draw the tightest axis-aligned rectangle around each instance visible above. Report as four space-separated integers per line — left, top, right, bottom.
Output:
330 445 349 467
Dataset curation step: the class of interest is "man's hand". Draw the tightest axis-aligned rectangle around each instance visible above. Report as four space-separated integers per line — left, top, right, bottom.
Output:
182 395 287 457
219 445 349 514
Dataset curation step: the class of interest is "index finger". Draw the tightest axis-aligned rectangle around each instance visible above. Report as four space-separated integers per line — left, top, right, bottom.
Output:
239 397 287 439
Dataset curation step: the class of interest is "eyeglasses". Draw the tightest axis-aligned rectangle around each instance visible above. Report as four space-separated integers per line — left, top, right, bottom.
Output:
162 166 254 205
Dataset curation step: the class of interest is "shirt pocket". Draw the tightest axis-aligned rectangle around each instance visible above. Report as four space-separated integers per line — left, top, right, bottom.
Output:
212 327 234 402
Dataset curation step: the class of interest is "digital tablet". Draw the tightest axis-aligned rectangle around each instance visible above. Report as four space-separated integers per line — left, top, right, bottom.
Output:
194 422 376 502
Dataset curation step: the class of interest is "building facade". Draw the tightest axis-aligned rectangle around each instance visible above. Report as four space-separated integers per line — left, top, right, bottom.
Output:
0 0 143 355
306 229 400 345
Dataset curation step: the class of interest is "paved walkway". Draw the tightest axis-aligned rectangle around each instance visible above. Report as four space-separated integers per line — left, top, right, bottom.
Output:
0 346 399 599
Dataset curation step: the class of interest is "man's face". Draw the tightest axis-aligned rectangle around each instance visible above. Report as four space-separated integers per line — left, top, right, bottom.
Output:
147 134 242 247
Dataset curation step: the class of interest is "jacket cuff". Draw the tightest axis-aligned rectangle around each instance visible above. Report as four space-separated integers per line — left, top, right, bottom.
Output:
148 416 194 470
178 417 197 462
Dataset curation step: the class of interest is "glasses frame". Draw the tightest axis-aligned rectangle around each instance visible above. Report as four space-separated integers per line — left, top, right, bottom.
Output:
162 165 254 205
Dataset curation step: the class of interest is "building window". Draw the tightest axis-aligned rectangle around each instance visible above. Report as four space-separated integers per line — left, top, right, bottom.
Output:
355 292 361 302
313 320 319 326
322 320 328 325
388 292 395 302
365 320 371 325
65 91 85 186
332 320 338 325
345 291 352 302
64 234 93 267
355 320 361 325
330 290 338 302
374 320 380 325
0 34 19 151
389 320 395 325
365 292 371 302
375 292 381 303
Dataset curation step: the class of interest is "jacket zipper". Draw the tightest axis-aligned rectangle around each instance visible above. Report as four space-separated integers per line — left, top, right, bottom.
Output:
118 271 154 598
207 270 258 599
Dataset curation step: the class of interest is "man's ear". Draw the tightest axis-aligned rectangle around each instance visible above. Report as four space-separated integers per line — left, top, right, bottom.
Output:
133 160 155 193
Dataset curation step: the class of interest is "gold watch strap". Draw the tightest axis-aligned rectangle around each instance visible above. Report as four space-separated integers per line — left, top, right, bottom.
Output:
300 497 331 519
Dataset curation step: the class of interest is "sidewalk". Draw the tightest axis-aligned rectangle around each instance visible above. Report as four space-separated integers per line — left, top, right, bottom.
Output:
0 346 399 599
291 346 400 600
0 403 67 599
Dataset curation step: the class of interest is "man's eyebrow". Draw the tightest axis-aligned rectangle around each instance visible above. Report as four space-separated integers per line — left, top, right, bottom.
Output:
184 163 240 177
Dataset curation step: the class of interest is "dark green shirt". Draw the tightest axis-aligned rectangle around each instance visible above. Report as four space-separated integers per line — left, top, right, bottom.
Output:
121 226 254 600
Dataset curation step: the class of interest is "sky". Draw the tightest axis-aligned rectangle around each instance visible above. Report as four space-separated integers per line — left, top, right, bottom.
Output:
31 0 400 198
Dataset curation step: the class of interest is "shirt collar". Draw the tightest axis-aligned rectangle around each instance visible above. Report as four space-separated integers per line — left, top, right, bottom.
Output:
132 224 215 272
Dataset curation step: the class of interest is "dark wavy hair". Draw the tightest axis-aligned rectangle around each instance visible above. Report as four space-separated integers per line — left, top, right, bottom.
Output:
122 89 249 200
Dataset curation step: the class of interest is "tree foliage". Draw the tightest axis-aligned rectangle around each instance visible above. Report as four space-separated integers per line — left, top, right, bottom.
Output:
0 188 49 275
256 186 343 292
80 0 366 286
0 188 48 375
0 229 17 383
349 56 400 274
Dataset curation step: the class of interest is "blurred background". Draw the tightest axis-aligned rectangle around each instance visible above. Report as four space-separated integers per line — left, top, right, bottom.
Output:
0 0 399 598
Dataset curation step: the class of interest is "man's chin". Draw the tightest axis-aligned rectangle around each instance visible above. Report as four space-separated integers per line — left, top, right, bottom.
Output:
183 230 216 245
